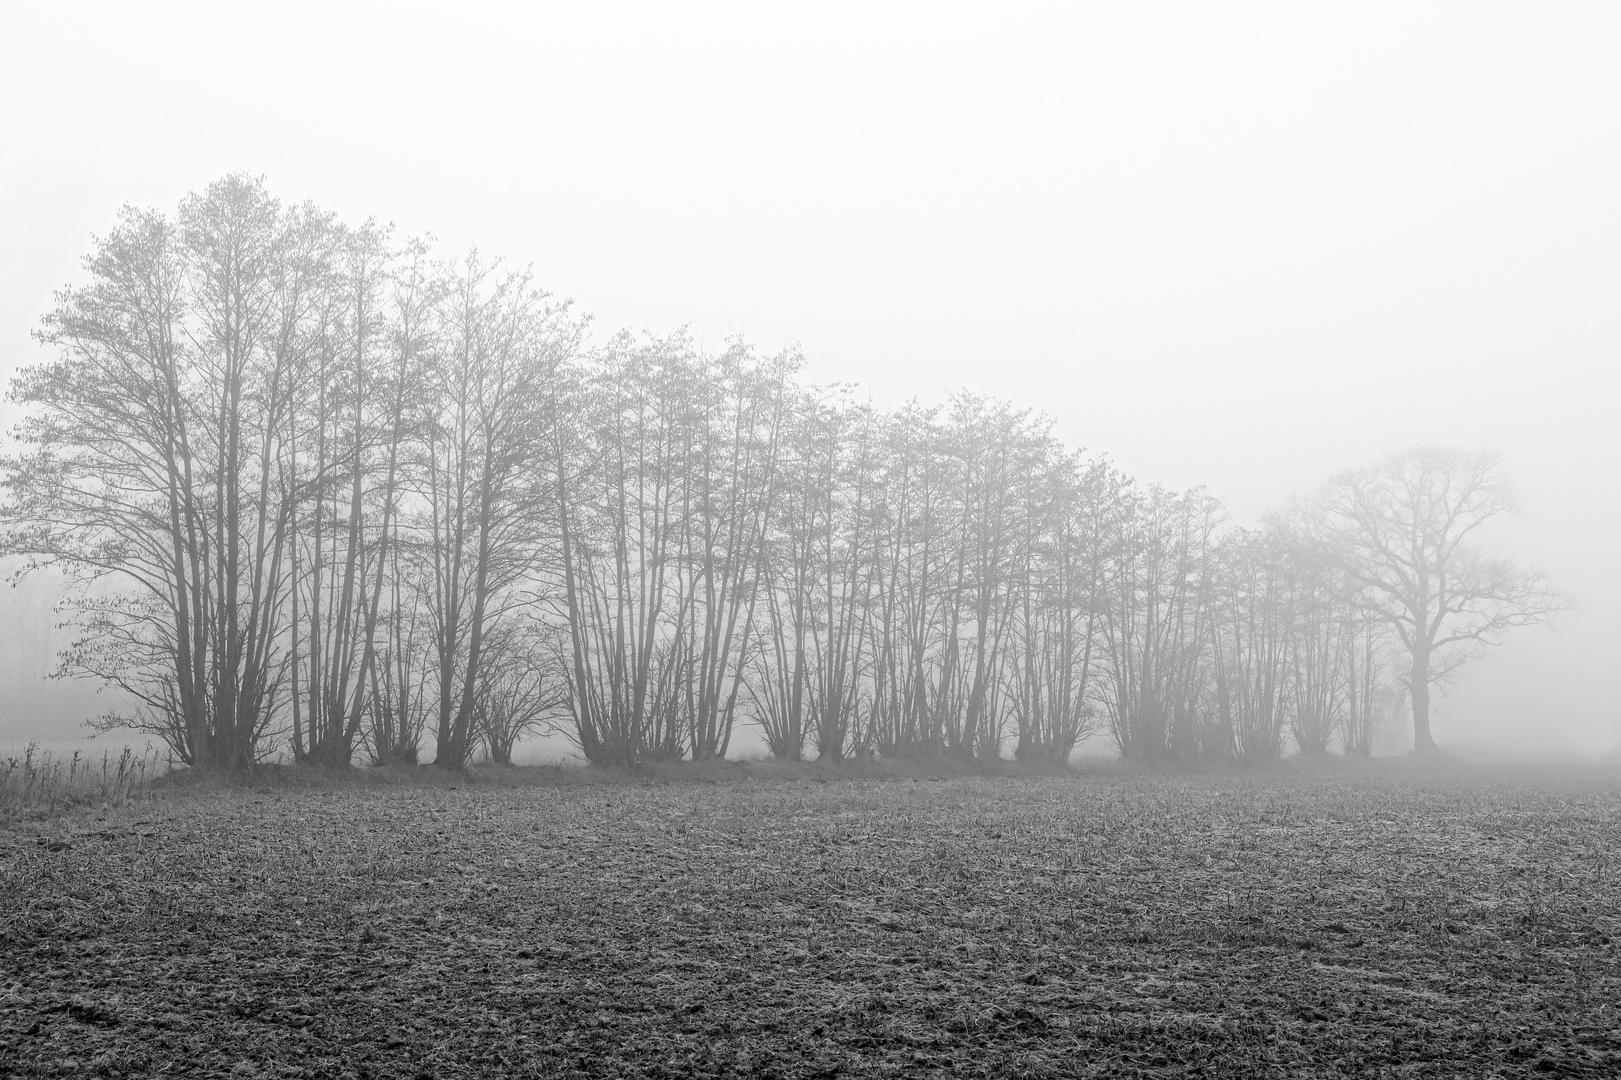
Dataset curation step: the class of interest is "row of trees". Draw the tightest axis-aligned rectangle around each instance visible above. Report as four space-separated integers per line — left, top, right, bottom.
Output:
1 177 1561 769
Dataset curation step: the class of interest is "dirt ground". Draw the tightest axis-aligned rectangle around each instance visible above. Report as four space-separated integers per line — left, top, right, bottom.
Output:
2 762 1619 1078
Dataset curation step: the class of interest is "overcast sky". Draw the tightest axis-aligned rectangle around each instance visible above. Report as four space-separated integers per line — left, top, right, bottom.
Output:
2 2 1616 756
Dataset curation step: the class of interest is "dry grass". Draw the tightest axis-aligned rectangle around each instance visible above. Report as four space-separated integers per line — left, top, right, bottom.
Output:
2 761 1619 1077
0 744 162 820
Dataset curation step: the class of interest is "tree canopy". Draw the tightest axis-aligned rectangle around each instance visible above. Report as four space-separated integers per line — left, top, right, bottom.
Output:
1298 447 1566 751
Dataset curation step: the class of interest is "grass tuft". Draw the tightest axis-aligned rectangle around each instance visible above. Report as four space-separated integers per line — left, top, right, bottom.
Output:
0 743 162 818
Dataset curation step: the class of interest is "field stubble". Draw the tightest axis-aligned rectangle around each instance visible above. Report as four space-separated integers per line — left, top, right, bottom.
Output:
1 762 1619 1078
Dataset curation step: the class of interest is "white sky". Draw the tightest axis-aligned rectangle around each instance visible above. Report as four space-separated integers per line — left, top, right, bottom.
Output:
2 2 1616 756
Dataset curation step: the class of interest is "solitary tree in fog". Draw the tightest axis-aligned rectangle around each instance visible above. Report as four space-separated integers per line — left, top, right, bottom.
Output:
1304 447 1564 752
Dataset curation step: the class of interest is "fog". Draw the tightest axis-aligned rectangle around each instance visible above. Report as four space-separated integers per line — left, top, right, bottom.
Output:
1 3 1615 759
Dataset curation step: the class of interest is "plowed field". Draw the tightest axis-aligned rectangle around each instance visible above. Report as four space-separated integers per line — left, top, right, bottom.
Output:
3 764 1619 1077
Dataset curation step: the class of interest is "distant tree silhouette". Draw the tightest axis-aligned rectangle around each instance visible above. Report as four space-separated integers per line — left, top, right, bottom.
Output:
1302 447 1566 752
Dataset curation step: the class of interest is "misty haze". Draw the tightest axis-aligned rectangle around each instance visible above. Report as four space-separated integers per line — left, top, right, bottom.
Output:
1 4 1617 1078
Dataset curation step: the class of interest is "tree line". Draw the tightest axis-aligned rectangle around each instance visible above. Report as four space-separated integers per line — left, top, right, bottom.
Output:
1 176 1562 770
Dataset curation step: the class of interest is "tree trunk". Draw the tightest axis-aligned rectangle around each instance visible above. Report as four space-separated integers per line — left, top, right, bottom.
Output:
1409 648 1438 752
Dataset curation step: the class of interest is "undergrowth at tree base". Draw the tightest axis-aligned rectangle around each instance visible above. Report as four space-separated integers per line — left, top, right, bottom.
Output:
3 766 1618 1077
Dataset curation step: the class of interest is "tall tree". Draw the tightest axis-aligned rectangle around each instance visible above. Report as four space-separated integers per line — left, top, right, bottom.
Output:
1209 527 1291 759
1009 451 1105 763
864 404 953 758
678 343 792 759
4 176 319 768
417 252 575 769
286 220 408 766
937 395 1032 760
751 390 880 762
1283 544 1351 755
552 332 697 765
1304 447 1565 751
1098 483 1221 761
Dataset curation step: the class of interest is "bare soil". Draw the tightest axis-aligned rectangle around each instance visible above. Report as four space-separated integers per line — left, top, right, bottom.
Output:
2 762 1619 1077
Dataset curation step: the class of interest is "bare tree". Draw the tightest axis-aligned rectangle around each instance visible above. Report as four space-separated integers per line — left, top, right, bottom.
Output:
751 391 880 762
1098 483 1221 761
417 252 575 769
5 176 321 768
1341 613 1397 756
863 404 953 758
473 619 567 764
1304 447 1565 751
747 385 820 761
369 559 435 765
1283 545 1349 755
1209 528 1291 759
936 395 1033 760
286 220 408 766
1009 451 1105 764
552 333 697 765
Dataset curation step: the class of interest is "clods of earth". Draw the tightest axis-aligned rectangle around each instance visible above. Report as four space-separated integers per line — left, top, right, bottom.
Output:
3 766 1620 1077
